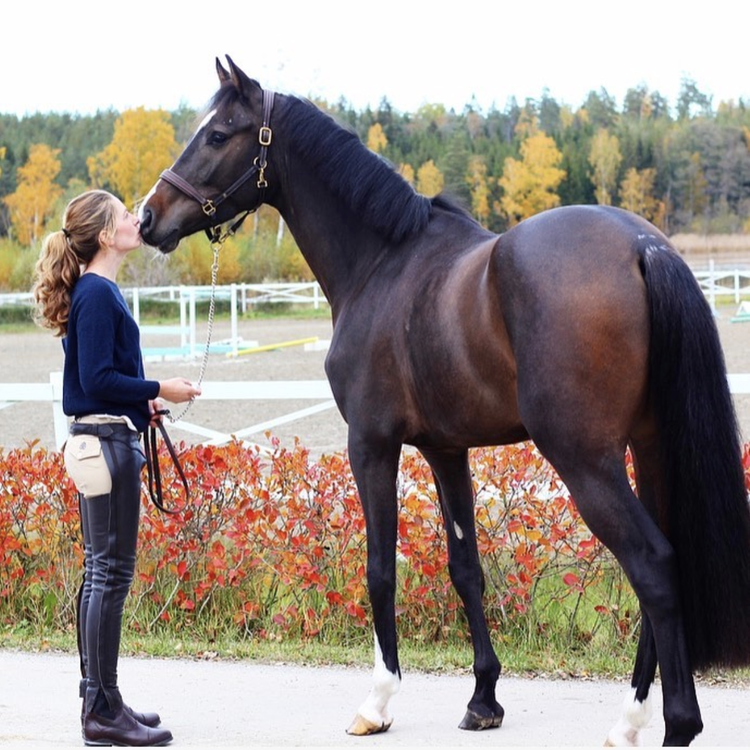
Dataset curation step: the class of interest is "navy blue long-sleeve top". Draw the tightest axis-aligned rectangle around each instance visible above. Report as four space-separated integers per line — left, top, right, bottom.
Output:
62 273 160 432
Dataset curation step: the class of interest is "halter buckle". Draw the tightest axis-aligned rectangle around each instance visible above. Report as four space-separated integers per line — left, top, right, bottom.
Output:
259 126 273 146
202 199 217 217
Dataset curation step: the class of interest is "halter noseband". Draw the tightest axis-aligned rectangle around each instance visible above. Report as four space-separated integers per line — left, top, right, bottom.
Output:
158 89 275 245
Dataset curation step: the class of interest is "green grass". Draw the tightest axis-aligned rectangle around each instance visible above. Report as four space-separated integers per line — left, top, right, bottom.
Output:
0 621 635 679
4 626 748 688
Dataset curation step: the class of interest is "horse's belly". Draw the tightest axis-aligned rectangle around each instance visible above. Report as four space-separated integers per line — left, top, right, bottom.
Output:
404 354 527 448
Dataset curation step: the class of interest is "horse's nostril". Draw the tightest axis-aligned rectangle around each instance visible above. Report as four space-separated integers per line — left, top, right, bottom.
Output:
139 207 153 237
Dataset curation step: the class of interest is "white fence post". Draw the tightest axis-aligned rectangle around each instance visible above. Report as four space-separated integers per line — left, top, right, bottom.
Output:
132 288 140 324
50 371 68 449
188 288 197 358
230 284 239 357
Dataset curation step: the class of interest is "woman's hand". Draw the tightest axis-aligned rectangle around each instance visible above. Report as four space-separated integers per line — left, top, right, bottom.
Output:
157 378 202 404
148 398 169 427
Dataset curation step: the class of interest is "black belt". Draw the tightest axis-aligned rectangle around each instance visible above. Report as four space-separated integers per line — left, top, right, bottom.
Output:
144 410 190 514
70 422 136 439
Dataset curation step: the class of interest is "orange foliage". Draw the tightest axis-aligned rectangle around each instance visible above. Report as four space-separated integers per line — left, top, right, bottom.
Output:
3 439 748 644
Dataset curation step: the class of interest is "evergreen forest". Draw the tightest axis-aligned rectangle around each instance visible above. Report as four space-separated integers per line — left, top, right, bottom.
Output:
1 77 749 290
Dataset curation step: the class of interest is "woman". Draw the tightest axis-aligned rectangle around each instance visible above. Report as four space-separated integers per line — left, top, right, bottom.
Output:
33 190 200 746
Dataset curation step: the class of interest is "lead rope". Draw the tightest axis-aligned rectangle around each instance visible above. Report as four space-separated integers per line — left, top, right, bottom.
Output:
165 240 220 424
143 241 219 514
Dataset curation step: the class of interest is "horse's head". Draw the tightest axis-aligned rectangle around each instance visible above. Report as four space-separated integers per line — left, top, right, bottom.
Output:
139 56 274 253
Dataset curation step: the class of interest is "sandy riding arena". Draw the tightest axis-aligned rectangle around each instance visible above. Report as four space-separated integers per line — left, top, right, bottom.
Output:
1 311 749 454
0 317 346 456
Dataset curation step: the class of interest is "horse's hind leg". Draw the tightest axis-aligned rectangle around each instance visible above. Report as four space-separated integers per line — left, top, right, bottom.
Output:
607 443 660 746
606 614 657 746
539 451 702 746
421 447 504 731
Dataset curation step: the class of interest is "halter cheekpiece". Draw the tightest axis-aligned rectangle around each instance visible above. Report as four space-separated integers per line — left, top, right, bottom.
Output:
158 88 275 246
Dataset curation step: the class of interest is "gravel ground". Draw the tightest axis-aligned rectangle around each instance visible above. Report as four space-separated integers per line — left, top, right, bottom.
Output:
1 310 749 454
1 649 749 746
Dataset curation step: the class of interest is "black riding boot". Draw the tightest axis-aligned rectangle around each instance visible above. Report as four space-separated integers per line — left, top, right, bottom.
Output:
79 678 162 730
83 684 172 747
78 519 162 731
75 425 171 746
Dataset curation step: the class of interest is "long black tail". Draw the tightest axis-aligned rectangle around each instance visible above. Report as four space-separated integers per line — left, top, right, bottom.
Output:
639 237 750 669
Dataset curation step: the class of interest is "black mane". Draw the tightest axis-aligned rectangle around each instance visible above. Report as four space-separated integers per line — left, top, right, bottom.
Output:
281 96 433 244
207 83 473 242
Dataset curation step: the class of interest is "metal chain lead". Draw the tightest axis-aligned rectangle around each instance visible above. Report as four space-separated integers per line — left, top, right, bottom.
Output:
166 242 220 423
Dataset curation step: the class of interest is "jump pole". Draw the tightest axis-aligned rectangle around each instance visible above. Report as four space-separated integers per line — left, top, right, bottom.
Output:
230 336 319 357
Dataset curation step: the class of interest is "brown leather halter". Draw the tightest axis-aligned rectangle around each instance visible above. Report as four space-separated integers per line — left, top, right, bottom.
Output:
158 89 275 245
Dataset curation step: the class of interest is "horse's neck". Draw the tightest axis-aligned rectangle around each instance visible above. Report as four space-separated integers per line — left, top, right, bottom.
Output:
270 172 377 309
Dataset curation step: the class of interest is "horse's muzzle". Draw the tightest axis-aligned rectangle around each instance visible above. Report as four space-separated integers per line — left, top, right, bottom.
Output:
139 209 180 254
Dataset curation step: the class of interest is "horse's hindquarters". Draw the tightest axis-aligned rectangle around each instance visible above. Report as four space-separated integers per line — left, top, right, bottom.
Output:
494 208 651 456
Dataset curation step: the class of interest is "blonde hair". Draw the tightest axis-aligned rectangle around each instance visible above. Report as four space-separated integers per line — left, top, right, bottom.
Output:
32 190 118 337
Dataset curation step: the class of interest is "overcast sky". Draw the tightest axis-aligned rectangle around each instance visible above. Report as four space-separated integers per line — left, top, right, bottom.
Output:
3 1 748 117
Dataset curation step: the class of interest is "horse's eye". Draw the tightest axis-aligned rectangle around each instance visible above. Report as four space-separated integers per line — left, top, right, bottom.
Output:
207 131 228 146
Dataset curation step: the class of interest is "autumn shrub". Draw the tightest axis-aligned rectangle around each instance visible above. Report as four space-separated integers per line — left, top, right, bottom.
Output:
0 238 36 292
3 438 749 653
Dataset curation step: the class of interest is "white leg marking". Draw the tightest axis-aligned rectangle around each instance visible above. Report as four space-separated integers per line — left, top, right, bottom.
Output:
606 688 654 746
453 521 464 540
355 633 400 728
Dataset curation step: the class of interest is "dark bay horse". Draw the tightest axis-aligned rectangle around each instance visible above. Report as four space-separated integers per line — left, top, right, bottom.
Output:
139 57 750 746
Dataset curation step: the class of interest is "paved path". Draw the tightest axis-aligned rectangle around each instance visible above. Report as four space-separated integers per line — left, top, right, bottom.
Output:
0 650 748 746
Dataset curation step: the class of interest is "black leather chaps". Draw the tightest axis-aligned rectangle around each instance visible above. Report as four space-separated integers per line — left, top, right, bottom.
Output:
72 423 145 714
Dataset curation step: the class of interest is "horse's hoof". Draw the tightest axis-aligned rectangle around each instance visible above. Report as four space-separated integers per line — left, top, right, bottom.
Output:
604 729 640 746
459 706 504 731
346 713 393 736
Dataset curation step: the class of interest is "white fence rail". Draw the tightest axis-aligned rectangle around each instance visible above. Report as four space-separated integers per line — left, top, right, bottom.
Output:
2 283 329 360
0 269 748 314
1 374 749 452
0 374 336 450
694 263 750 306
0 282 328 312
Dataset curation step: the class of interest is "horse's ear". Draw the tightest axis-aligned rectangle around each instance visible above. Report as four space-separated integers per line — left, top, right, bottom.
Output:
216 57 231 83
225 55 262 103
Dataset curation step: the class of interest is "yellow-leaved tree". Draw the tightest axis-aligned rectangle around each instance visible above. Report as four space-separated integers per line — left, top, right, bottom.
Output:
367 123 388 153
619 167 658 222
416 160 444 197
466 155 491 226
398 163 415 186
588 128 622 206
87 108 179 207
3 144 63 246
498 132 565 226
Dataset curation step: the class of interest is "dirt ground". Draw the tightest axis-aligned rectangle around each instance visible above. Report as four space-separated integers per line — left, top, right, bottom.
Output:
1 310 749 454
0 317 346 455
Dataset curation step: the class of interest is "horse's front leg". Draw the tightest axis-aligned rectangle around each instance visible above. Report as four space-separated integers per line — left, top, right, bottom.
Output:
345 436 402 736
422 448 504 731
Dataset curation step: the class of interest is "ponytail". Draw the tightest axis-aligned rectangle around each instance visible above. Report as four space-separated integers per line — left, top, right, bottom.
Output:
32 231 82 336
31 190 117 337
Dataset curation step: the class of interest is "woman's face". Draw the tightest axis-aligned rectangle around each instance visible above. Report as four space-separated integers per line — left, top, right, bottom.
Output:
108 198 142 253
